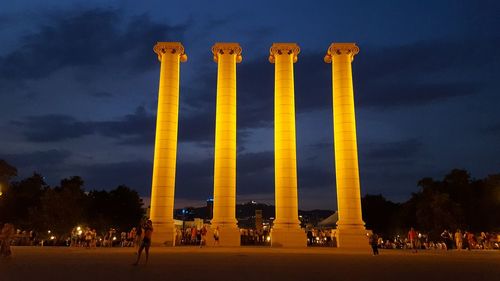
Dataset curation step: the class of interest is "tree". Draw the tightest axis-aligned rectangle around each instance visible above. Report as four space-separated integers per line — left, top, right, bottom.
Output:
0 173 47 228
37 176 86 236
414 189 463 239
86 185 144 233
361 194 400 237
0 159 17 185
107 185 144 231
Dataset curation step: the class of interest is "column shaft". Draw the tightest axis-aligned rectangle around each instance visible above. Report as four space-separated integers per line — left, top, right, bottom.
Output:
274 54 299 226
332 54 364 226
325 43 367 249
270 43 306 247
150 42 186 246
211 43 242 246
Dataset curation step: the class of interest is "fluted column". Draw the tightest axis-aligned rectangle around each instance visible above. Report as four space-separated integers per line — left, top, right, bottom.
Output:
324 43 367 249
210 43 242 246
150 42 187 246
269 43 306 247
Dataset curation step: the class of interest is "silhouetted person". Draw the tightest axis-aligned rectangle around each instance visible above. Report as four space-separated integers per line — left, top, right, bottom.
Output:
408 227 418 253
0 223 15 258
370 233 379 255
133 220 153 265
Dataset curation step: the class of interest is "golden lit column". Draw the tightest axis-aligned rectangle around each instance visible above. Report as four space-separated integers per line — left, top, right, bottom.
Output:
269 43 306 247
324 43 367 248
210 43 242 246
150 42 187 246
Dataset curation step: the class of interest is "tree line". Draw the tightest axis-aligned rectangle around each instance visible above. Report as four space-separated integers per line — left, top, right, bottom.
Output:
362 169 500 240
0 160 144 239
1 159 499 241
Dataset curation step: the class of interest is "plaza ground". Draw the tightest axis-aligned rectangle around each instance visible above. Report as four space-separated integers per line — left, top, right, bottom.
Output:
1 246 499 281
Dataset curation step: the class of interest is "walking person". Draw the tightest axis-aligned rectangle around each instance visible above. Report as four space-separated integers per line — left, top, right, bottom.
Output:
441 230 452 250
369 233 379 255
200 226 207 248
213 226 220 246
454 229 463 251
133 220 153 265
408 227 418 253
0 223 15 258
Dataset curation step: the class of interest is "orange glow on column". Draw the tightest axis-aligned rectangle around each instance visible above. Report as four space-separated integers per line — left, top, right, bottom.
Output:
269 43 306 247
325 43 367 248
210 43 242 246
150 42 187 246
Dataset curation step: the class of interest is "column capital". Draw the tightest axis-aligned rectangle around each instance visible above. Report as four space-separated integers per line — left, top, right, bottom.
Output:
153 42 188 62
211 42 242 63
269 43 300 64
324 43 359 63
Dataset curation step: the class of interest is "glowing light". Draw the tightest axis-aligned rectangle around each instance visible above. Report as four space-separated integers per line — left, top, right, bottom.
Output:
150 42 187 246
210 43 242 247
269 43 306 247
112 237 117 241
325 43 366 248
50 236 55 240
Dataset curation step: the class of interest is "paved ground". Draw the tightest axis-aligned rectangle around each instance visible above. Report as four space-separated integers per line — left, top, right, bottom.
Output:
1 246 499 281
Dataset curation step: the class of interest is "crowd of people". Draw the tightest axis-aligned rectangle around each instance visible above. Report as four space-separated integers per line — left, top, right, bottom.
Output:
176 226 209 246
306 229 336 247
240 228 270 245
68 227 139 248
2 221 500 258
369 228 500 252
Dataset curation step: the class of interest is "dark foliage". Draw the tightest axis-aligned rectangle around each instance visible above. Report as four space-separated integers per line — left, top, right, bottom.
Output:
362 169 500 238
0 160 144 237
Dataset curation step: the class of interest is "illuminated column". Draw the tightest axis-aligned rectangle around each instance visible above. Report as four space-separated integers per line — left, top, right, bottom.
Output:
210 43 242 246
324 43 367 248
150 42 187 246
269 43 306 247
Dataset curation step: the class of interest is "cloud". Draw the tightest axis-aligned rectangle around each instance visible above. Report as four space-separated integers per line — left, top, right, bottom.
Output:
0 8 187 85
11 115 94 142
12 106 155 145
362 138 423 162
79 160 152 191
89 91 113 98
481 123 500 137
0 149 71 167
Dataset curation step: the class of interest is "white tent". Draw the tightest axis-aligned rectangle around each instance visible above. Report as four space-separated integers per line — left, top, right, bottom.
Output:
317 211 338 228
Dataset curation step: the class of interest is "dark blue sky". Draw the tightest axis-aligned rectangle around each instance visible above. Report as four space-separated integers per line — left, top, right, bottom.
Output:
1 0 499 209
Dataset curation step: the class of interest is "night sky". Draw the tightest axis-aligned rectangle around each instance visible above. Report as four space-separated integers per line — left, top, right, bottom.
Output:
1 0 499 210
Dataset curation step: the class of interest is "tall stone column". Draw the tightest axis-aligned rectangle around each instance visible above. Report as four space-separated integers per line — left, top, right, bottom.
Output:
269 43 306 247
150 42 187 246
210 43 242 246
324 43 367 248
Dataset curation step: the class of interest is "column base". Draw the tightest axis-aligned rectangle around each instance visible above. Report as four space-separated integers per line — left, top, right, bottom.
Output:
336 224 369 249
151 221 176 247
210 223 240 247
271 224 306 248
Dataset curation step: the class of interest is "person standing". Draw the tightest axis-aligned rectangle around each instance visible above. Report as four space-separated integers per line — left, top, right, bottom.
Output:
369 233 379 255
454 229 463 251
408 227 418 253
0 223 15 258
200 226 207 248
441 230 453 250
133 220 153 265
213 226 220 246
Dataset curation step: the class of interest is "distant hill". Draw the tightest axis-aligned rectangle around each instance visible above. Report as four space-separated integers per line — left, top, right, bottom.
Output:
174 201 334 228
